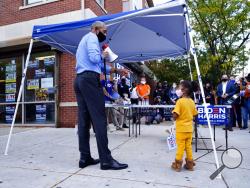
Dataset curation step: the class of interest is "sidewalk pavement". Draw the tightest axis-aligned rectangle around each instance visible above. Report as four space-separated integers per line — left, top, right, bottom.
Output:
0 122 249 188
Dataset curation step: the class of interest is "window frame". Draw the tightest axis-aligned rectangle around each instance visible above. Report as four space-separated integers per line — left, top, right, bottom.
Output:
0 51 58 126
25 0 44 6
20 0 60 10
96 0 105 8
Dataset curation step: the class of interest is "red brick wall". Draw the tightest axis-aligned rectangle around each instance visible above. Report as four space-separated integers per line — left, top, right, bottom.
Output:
105 0 122 13
85 0 122 16
58 107 77 128
85 0 105 16
0 0 81 26
58 53 76 103
57 53 77 128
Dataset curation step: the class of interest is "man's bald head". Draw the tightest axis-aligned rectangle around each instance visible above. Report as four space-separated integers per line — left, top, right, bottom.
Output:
91 21 107 30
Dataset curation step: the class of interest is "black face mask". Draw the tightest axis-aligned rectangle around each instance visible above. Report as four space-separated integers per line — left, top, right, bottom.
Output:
222 79 228 82
97 31 106 42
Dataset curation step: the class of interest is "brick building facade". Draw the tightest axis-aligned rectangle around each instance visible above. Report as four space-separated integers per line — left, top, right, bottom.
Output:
0 0 152 128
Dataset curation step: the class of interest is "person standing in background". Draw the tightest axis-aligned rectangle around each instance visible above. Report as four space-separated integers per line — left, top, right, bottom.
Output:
136 75 151 105
100 74 124 131
162 81 171 105
136 75 151 124
130 82 139 124
118 77 130 128
130 82 139 105
169 83 178 104
231 79 242 129
153 82 164 101
204 83 216 105
241 74 250 131
216 74 236 131
153 82 164 121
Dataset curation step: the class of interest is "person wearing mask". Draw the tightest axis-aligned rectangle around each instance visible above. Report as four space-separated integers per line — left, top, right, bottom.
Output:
161 81 170 104
136 76 151 105
118 77 130 128
169 83 178 104
153 82 164 100
217 75 236 105
74 21 128 170
229 76 236 84
171 81 198 172
194 88 202 104
100 74 124 131
136 76 151 124
153 82 164 121
216 75 236 131
204 83 215 105
118 77 130 100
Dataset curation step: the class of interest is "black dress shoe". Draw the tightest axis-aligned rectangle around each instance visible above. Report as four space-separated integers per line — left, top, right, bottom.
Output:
223 127 233 131
101 159 128 170
122 124 129 128
79 158 100 168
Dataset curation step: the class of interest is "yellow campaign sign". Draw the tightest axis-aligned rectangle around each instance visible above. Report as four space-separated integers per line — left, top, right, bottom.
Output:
27 79 39 90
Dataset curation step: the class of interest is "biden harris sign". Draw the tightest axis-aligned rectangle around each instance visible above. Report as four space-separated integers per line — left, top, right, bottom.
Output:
197 106 228 125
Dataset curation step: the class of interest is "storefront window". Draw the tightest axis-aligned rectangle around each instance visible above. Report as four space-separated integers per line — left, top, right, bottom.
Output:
0 51 56 125
0 57 22 124
24 52 56 124
25 52 56 102
25 103 55 124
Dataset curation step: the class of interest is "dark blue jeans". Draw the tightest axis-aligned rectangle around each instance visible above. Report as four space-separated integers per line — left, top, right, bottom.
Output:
74 71 112 163
231 104 242 128
241 98 250 128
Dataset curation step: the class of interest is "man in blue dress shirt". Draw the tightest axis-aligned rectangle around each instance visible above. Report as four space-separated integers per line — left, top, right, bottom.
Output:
74 21 128 170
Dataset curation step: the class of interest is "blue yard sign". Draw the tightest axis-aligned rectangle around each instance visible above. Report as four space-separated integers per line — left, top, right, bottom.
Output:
197 106 228 125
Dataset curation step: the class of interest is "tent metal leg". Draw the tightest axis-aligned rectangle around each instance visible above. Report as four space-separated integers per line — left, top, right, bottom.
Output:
183 7 220 170
187 56 193 81
4 39 34 156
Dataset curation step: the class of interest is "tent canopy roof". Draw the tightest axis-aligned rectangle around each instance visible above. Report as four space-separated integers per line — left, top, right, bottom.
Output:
32 0 190 62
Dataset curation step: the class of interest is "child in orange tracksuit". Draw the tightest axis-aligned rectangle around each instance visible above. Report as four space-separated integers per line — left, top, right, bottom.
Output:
171 81 198 172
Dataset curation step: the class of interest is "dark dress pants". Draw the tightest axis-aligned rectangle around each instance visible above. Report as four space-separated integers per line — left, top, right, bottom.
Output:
231 104 242 128
74 72 112 163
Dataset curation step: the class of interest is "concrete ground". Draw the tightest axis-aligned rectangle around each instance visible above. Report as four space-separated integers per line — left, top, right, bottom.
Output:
0 122 249 188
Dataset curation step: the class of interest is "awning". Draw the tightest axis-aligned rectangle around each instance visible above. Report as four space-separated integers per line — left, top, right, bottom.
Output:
32 0 190 62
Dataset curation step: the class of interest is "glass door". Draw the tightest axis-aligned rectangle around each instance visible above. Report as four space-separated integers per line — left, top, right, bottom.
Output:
0 57 22 124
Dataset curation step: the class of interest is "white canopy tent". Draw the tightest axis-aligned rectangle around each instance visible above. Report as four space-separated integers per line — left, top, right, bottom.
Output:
4 0 221 172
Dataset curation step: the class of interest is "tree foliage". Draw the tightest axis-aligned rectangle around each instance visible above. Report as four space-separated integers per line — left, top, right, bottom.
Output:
187 0 250 85
147 59 191 84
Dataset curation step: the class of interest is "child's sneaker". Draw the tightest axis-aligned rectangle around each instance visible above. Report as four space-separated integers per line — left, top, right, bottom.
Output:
184 158 195 171
171 159 183 172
